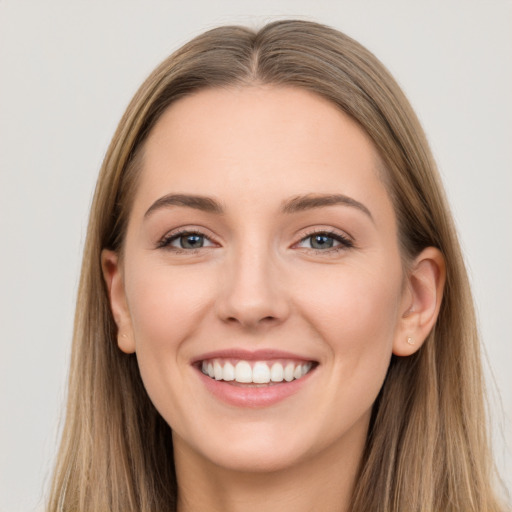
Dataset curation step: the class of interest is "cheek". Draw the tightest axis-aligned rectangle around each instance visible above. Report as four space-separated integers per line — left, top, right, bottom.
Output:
122 261 218 425
124 261 215 359
293 259 403 427
294 257 403 363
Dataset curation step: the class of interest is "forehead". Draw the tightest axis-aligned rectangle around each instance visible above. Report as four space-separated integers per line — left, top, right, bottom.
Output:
134 86 392 221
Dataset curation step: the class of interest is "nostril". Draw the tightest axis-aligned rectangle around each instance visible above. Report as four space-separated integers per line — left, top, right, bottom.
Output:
224 314 278 327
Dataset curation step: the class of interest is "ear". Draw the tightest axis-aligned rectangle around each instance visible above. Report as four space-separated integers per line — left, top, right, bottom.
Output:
101 249 136 354
393 247 446 357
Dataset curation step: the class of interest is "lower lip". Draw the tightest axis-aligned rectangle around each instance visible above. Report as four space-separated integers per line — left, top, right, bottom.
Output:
195 367 315 408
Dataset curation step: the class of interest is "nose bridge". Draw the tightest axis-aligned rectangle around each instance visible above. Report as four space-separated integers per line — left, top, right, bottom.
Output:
216 237 288 327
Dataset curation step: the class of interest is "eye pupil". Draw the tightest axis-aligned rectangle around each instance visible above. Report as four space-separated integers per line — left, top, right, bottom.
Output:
311 234 334 249
180 234 204 249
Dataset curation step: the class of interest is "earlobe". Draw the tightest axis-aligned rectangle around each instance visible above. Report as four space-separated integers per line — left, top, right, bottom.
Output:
393 247 446 357
101 249 136 354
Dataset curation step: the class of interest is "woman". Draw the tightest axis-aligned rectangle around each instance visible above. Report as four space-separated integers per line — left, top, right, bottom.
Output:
47 20 506 512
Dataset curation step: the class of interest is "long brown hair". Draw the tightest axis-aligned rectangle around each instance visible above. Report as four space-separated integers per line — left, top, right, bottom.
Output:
48 20 506 511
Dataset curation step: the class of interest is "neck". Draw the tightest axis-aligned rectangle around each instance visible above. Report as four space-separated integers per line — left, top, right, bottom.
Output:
173 418 368 512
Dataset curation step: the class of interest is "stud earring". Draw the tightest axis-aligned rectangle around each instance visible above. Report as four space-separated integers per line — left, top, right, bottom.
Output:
406 336 415 345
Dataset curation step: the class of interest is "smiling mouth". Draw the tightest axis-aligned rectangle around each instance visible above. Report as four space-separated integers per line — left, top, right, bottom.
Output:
199 359 317 385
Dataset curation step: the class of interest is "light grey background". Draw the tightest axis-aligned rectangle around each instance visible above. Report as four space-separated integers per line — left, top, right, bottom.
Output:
1 1 511 510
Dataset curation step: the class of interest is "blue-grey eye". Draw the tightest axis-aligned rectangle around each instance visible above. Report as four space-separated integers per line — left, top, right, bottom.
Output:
309 234 335 249
177 234 205 249
159 230 216 251
297 232 352 251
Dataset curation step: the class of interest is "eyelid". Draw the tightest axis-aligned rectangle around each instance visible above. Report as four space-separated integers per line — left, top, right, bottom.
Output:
156 226 220 250
293 228 355 251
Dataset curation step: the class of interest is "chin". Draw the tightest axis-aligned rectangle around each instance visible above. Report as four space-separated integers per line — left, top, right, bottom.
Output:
203 441 308 474
172 417 318 474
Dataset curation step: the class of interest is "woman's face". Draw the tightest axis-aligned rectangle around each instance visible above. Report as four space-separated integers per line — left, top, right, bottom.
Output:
106 86 415 473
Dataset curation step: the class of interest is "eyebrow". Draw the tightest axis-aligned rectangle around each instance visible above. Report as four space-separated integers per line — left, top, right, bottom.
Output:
281 193 373 221
144 192 373 221
144 194 224 218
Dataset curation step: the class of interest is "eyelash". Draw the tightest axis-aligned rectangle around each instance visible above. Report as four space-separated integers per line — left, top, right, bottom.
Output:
296 229 354 253
156 228 354 253
156 229 216 253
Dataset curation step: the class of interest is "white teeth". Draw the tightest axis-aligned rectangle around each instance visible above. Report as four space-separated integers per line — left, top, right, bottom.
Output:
223 361 235 381
270 362 284 382
284 363 295 382
214 360 223 380
235 361 252 383
201 359 314 384
252 362 271 384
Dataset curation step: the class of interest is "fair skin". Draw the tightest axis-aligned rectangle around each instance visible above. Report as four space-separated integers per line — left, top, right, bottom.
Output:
102 86 445 512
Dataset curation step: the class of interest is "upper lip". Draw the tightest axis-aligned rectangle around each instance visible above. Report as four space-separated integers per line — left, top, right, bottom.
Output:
191 348 318 365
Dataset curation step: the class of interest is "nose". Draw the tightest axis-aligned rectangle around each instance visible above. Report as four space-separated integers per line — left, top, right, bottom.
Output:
215 244 290 329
